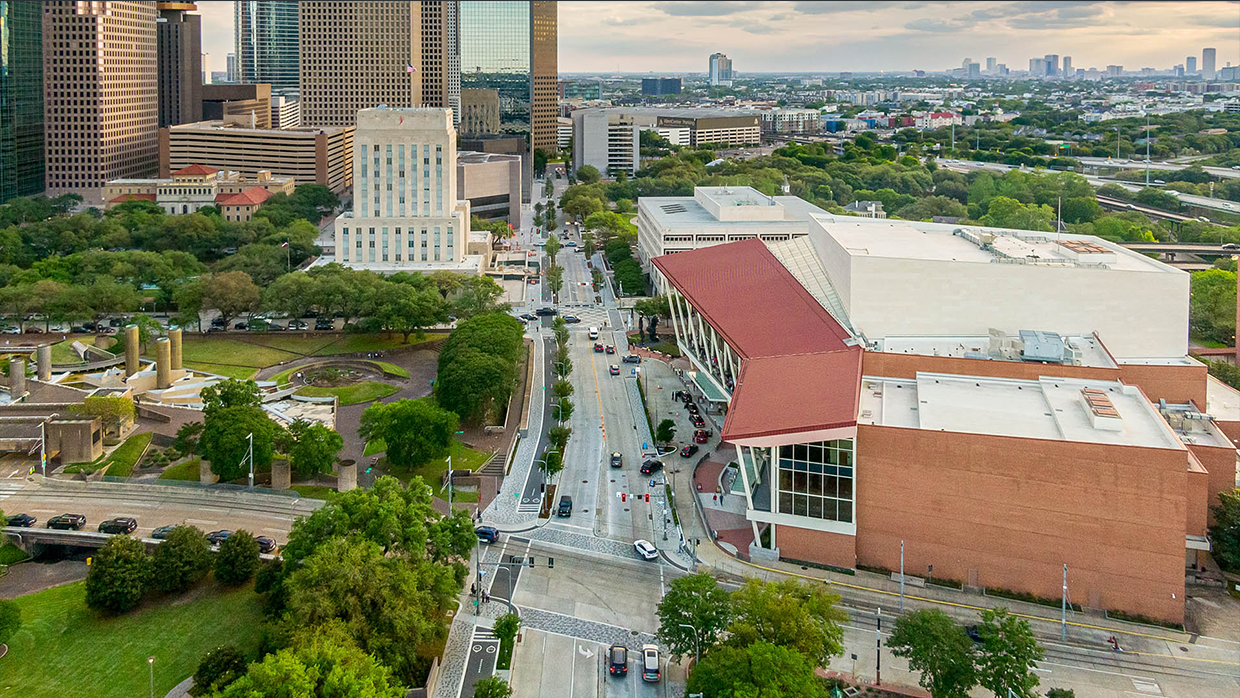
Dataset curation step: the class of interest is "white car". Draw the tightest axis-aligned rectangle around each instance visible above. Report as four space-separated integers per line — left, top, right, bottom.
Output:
634 539 658 561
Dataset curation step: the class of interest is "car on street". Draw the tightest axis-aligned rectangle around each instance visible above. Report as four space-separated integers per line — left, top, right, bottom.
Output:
535 307 557 316
562 314 580 323
557 496 573 517
681 444 699 458
256 536 278 554
609 364 620 375
47 513 86 530
234 321 248 330
588 327 600 339
640 459 663 475
610 452 623 468
605 345 615 354
206 530 233 546
151 525 178 539
476 526 500 543
641 644 661 682
315 318 335 330
267 322 287 331
23 326 42 334
6 513 36 527
608 645 628 677
634 540 658 561
99 517 138 535
622 354 641 364
694 429 710 443
1223 243 1240 250
519 313 536 322
565 241 577 247
288 320 308 330
2 326 22 335
593 343 604 353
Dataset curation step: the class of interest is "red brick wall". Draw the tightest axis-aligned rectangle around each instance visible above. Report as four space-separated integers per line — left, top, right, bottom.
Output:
1117 363 1208 409
855 424 1189 624
776 525 856 569
1187 443 1239 525
861 352 1117 383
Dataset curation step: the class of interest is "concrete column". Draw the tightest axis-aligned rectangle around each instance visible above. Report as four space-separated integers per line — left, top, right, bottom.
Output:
199 458 218 484
155 338 171 389
8 357 25 397
337 462 357 492
270 460 291 490
169 326 183 370
125 325 140 376
36 344 51 381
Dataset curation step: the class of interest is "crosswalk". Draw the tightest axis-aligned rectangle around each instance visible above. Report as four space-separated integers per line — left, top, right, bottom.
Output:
472 626 497 641
517 492 543 514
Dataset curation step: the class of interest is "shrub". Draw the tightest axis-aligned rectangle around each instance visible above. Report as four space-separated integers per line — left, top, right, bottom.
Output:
151 525 212 594
215 530 261 586
191 645 248 696
85 535 151 614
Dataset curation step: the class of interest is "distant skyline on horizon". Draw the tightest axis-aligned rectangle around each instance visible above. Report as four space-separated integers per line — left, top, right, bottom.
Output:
199 1 1240 76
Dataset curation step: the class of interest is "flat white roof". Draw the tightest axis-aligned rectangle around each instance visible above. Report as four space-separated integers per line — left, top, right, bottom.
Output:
874 332 1116 368
1206 375 1240 424
640 194 826 229
307 255 484 274
811 215 1181 275
859 372 1183 450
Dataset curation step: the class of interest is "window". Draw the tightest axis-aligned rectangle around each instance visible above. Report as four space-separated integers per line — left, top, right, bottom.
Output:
776 440 853 523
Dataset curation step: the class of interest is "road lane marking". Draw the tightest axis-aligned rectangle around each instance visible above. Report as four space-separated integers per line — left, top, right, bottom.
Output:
261 528 288 535
185 519 217 525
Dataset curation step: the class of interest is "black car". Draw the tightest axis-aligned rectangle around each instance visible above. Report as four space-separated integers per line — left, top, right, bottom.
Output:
256 536 278 554
315 318 335 330
206 530 233 546
47 513 86 530
610 452 623 468
557 496 573 517
6 513 36 527
233 321 248 330
99 517 137 535
288 320 308 330
535 307 558 316
680 444 699 458
622 354 641 364
562 314 581 323
519 313 537 322
608 645 629 677
640 459 664 475
151 525 178 539
476 526 500 543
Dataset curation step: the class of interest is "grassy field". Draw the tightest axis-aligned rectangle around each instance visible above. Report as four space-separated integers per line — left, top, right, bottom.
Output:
158 458 200 481
1 581 264 698
101 432 153 478
295 380 399 405
185 362 258 380
48 339 81 364
154 337 299 368
289 484 339 501
318 332 446 356
0 542 28 565
374 360 410 377
241 334 342 355
363 438 387 456
386 440 491 501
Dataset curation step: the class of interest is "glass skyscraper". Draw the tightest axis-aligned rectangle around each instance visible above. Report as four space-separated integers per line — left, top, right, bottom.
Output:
235 0 299 95
0 0 44 203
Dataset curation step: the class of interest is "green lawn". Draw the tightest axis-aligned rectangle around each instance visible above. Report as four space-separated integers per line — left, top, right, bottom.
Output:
316 332 447 356
159 458 200 481
185 362 258 380
374 360 410 378
0 542 28 565
154 337 299 368
101 432 153 478
363 438 387 456
289 484 339 501
241 334 342 355
386 441 491 501
48 339 82 364
273 359 409 387
1191 335 1228 349
295 380 399 405
1 581 265 698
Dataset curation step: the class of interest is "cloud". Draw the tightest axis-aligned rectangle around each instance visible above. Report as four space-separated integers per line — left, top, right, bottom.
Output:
1188 14 1240 28
904 17 960 32
793 1 952 13
601 16 659 27
652 1 761 16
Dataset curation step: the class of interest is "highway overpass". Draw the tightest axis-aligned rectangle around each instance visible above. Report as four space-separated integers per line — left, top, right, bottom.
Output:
1095 195 1211 224
1076 156 1240 180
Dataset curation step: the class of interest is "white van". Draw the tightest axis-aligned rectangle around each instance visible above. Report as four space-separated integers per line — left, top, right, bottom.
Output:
588 327 599 340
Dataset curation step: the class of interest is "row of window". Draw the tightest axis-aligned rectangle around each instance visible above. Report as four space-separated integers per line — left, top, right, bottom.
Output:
340 225 454 263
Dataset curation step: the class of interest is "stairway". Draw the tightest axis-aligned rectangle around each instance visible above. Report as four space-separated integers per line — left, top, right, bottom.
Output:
479 449 506 477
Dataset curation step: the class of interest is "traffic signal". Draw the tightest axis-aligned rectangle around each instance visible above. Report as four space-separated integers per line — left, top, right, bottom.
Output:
621 492 627 503
548 557 555 569
527 556 535 568
644 493 650 503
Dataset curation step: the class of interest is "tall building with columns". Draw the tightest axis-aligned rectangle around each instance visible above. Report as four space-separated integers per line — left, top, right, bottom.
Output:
334 108 471 270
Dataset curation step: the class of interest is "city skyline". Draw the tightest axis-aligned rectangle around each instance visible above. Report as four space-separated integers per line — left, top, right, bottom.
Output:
197 1 1240 75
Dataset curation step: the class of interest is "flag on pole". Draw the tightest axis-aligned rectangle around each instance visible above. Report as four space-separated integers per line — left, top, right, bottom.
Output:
406 62 418 73
281 241 289 248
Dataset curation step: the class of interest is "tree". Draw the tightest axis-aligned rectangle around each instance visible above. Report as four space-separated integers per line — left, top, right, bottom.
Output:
175 420 204 458
544 234 561 266
200 271 261 329
472 677 513 698
582 232 596 259
979 196 1055 232
1209 488 1240 571
547 424 572 456
656 572 732 661
85 535 151 614
494 613 521 646
435 348 517 424
200 379 262 416
1060 196 1102 224
215 530 261 586
0 598 20 646
576 165 601 184
283 419 343 479
551 378 574 401
1046 690 1076 698
192 645 248 696
358 398 457 468
437 312 526 367
151 525 212 594
453 275 506 319
546 265 564 302
887 609 978 698
975 607 1044 698
1189 269 1236 345
685 642 824 698
564 196 603 221
71 395 135 438
726 578 847 666
374 282 447 341
201 406 279 481
219 622 403 698
656 419 676 446
537 449 563 483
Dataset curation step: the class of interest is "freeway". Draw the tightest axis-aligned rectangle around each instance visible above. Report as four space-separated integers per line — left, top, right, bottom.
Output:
1076 156 1240 180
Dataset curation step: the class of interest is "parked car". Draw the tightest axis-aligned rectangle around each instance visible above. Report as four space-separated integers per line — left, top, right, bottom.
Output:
633 540 659 561
690 416 706 429
476 526 500 543
557 496 573 517
108 318 124 328
641 644 661 682
288 320 308 330
266 322 287 331
23 326 42 334
610 452 623 468
672 390 691 401
98 517 138 535
256 536 278 554
2 326 22 335
150 525 177 539
519 313 537 322
315 318 335 330
694 429 710 443
680 444 699 458
46 513 86 530
233 321 248 330
640 460 663 475
605 345 615 354
593 343 604 353
622 354 641 364
206 530 233 546
6 513 36 527
609 365 620 376
608 645 629 677
535 307 557 316
562 314 580 323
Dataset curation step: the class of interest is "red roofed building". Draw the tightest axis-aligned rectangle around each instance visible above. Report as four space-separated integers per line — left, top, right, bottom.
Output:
103 165 293 216
216 186 273 222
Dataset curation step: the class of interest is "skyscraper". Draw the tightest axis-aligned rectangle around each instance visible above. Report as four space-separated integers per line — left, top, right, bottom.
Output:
0 0 44 203
1187 56 1197 74
299 2 422 127
43 1 158 200
226 53 237 82
235 0 299 95
1044 54 1059 77
1028 57 1044 77
1203 48 1216 81
1062 56 1072 80
421 1 461 125
708 52 733 86
985 57 996 73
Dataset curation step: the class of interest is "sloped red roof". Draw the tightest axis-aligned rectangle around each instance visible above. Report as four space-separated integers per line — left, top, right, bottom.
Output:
173 164 219 176
109 193 157 203
215 186 272 206
651 237 862 444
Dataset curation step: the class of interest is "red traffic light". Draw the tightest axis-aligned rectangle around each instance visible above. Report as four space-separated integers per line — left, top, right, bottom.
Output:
621 492 627 503
644 493 650 503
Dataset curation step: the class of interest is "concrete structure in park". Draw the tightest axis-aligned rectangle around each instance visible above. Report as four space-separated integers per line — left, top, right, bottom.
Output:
334 108 479 273
160 120 354 193
156 2 203 129
104 165 293 221
42 1 158 201
635 186 830 269
458 151 522 225
650 201 1236 625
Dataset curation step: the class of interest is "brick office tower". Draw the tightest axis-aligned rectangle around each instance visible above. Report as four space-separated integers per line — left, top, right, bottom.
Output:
43 1 158 202
420 0 460 125
299 1 422 127
156 2 203 128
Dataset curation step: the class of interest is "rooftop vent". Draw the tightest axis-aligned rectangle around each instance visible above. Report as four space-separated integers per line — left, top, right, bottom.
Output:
660 204 688 214
1081 387 1123 432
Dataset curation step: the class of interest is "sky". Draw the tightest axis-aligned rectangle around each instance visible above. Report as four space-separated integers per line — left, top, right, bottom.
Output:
199 1 1240 75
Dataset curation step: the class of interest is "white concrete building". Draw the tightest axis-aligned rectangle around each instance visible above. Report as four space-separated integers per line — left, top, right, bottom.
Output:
571 109 641 176
756 108 821 135
271 96 301 129
334 108 477 272
572 108 759 177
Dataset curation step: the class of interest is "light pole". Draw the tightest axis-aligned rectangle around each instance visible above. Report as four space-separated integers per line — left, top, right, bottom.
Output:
899 540 905 612
1114 126 1121 160
678 623 701 666
1145 113 1151 186
245 432 254 489
147 656 155 698
40 412 58 477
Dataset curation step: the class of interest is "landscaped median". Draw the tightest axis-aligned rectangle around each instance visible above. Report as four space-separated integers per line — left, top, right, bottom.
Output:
63 431 152 477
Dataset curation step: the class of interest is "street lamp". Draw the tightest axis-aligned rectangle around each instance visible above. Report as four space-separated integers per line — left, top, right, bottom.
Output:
678 623 701 666
40 412 59 477
245 432 254 489
147 656 155 698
